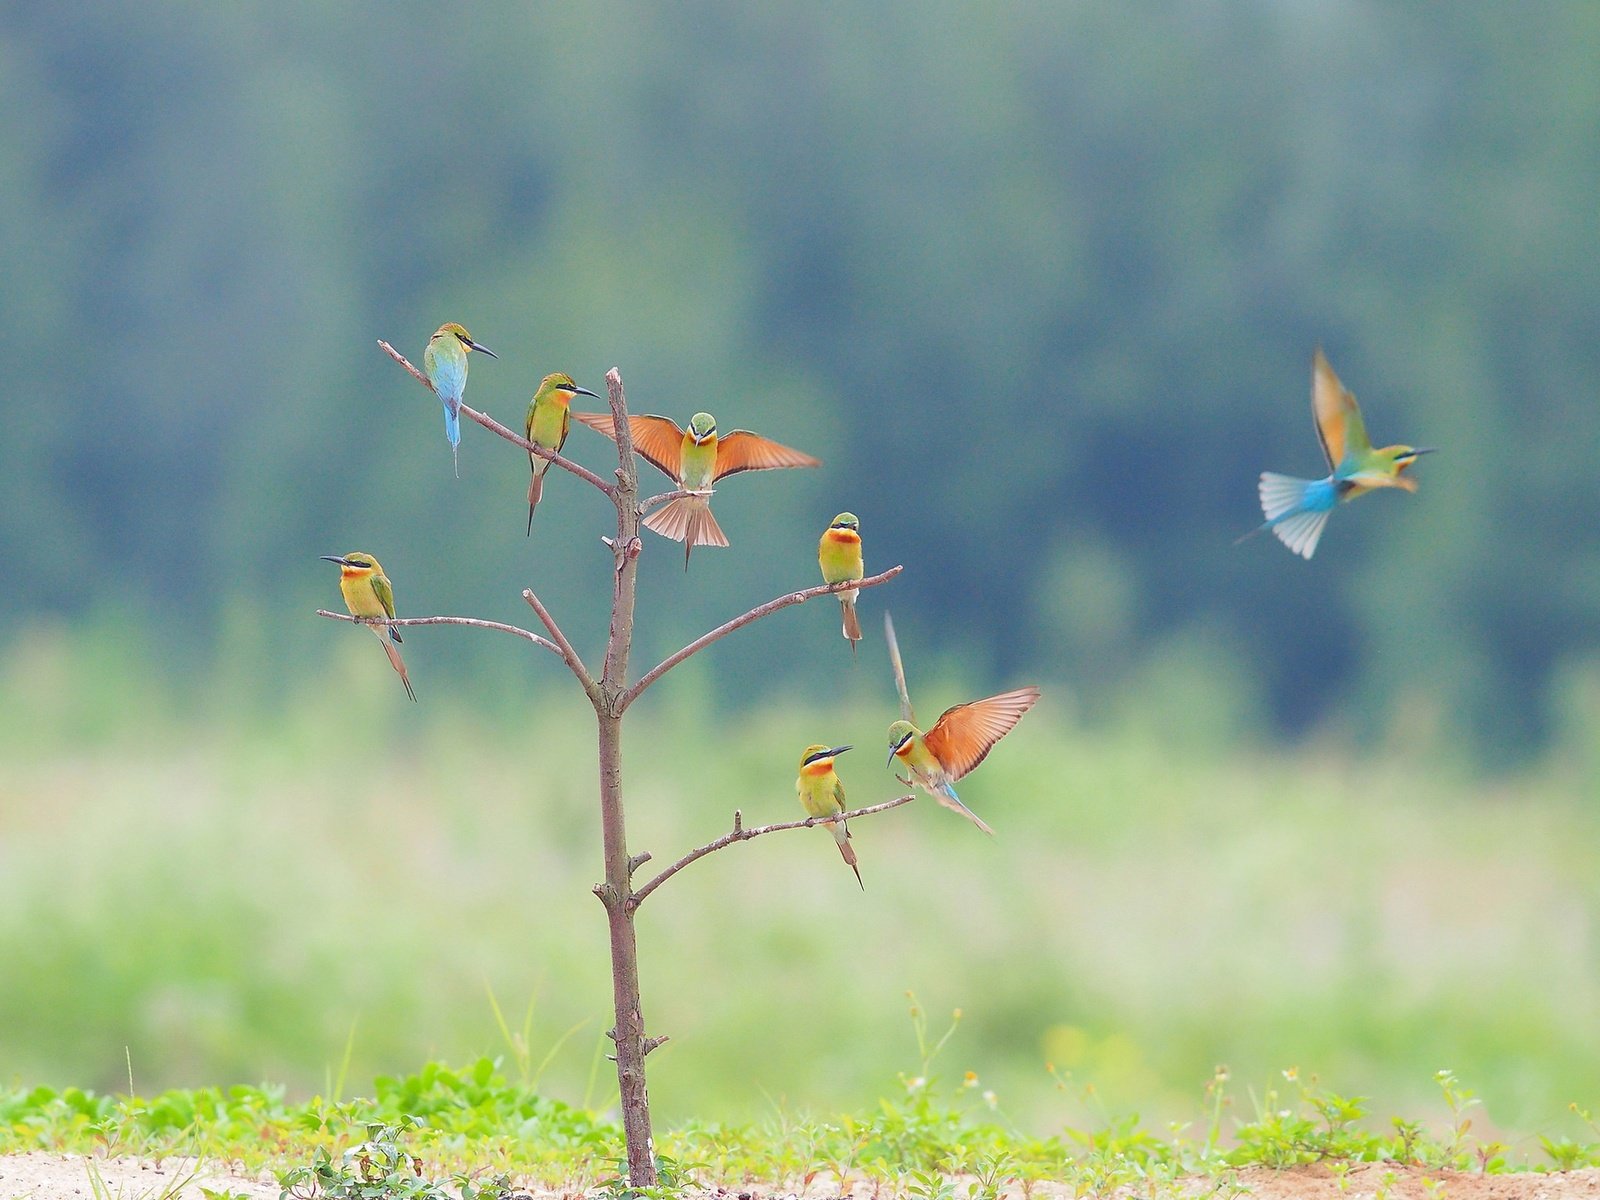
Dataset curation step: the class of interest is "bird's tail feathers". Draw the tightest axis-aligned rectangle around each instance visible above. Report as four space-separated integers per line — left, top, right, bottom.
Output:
1258 472 1316 522
526 456 548 535
375 627 417 702
643 495 728 568
934 781 995 836
840 593 862 648
1269 507 1333 560
833 821 863 889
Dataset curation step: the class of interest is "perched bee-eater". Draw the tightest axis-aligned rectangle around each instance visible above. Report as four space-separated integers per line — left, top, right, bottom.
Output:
320 552 415 701
574 410 820 566
524 372 598 533
882 612 1038 835
818 512 865 655
1246 348 1434 559
422 322 497 476
796 744 862 889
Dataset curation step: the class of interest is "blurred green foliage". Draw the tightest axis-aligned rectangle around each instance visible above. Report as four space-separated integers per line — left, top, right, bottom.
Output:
4 6 1600 753
3 625 1600 1139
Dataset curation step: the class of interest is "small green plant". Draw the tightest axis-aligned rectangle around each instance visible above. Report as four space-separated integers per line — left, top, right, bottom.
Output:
277 1117 514 1200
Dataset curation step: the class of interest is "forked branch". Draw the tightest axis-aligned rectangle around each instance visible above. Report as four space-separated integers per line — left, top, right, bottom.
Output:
377 339 615 496
315 609 561 656
619 565 904 711
629 793 915 910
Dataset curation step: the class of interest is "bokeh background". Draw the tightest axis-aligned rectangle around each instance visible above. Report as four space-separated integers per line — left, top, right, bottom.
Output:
4 2 1600 1148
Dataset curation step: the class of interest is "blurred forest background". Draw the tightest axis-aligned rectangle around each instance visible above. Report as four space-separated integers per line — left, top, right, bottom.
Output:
4 1 1600 1148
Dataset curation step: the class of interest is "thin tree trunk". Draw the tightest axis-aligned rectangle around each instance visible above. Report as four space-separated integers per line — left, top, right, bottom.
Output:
594 369 657 1188
596 711 655 1186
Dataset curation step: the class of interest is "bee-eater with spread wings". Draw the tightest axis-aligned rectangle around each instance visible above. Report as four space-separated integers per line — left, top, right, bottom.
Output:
524 372 598 533
1247 348 1433 559
882 613 1038 835
422 322 497 476
321 552 416 702
819 512 865 656
573 410 820 566
796 744 863 889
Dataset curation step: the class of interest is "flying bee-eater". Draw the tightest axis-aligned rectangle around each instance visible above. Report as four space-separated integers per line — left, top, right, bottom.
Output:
524 372 598 533
1245 348 1434 559
573 410 820 566
882 612 1038 835
818 512 865 656
796 744 862 889
422 322 497 476
320 552 416 701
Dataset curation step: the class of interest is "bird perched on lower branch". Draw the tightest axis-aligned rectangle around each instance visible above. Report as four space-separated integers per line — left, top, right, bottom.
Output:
321 552 415 701
796 744 862 889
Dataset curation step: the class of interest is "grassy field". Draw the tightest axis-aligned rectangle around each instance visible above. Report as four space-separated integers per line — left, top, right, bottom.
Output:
2 625 1599 1161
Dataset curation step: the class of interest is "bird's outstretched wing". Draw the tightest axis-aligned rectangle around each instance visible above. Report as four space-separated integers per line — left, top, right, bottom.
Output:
883 611 916 724
713 430 821 480
572 413 686 481
1311 348 1371 470
923 687 1041 782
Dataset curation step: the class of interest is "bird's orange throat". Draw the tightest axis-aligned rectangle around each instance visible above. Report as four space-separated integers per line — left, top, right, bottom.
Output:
340 565 375 581
825 529 861 546
801 758 835 776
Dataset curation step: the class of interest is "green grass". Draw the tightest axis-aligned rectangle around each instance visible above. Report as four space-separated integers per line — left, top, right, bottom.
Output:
4 1055 1600 1197
3 627 1600 1150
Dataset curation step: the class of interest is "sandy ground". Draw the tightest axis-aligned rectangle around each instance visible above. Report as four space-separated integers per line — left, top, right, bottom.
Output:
4 1157 1600 1200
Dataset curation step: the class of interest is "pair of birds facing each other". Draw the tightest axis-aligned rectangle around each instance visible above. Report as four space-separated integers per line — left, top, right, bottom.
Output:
795 614 1041 885
1248 348 1433 559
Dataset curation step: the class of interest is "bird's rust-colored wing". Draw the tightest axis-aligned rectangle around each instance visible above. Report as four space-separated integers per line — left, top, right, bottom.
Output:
883 612 916 724
572 412 686 481
712 430 821 480
1311 348 1371 470
923 687 1041 782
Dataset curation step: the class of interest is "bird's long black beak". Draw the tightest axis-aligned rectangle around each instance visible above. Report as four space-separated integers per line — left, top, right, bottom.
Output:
885 747 897 768
319 555 350 566
826 745 854 759
573 386 598 398
1412 447 1438 456
469 341 498 359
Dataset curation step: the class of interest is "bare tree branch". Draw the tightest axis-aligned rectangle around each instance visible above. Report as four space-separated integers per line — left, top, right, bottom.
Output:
619 565 904 711
377 339 615 496
521 588 599 700
315 609 561 656
629 794 915 910
639 488 693 516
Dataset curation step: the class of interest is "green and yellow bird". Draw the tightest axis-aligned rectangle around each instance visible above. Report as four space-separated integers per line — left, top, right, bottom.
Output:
818 512 865 655
421 322 497 476
573 410 820 566
1245 348 1434 558
883 613 1037 835
796 744 862 889
524 372 598 533
320 552 415 701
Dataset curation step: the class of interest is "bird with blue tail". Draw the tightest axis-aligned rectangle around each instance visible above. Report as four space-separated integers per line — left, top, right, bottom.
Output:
1243 348 1434 559
422 322 497 476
